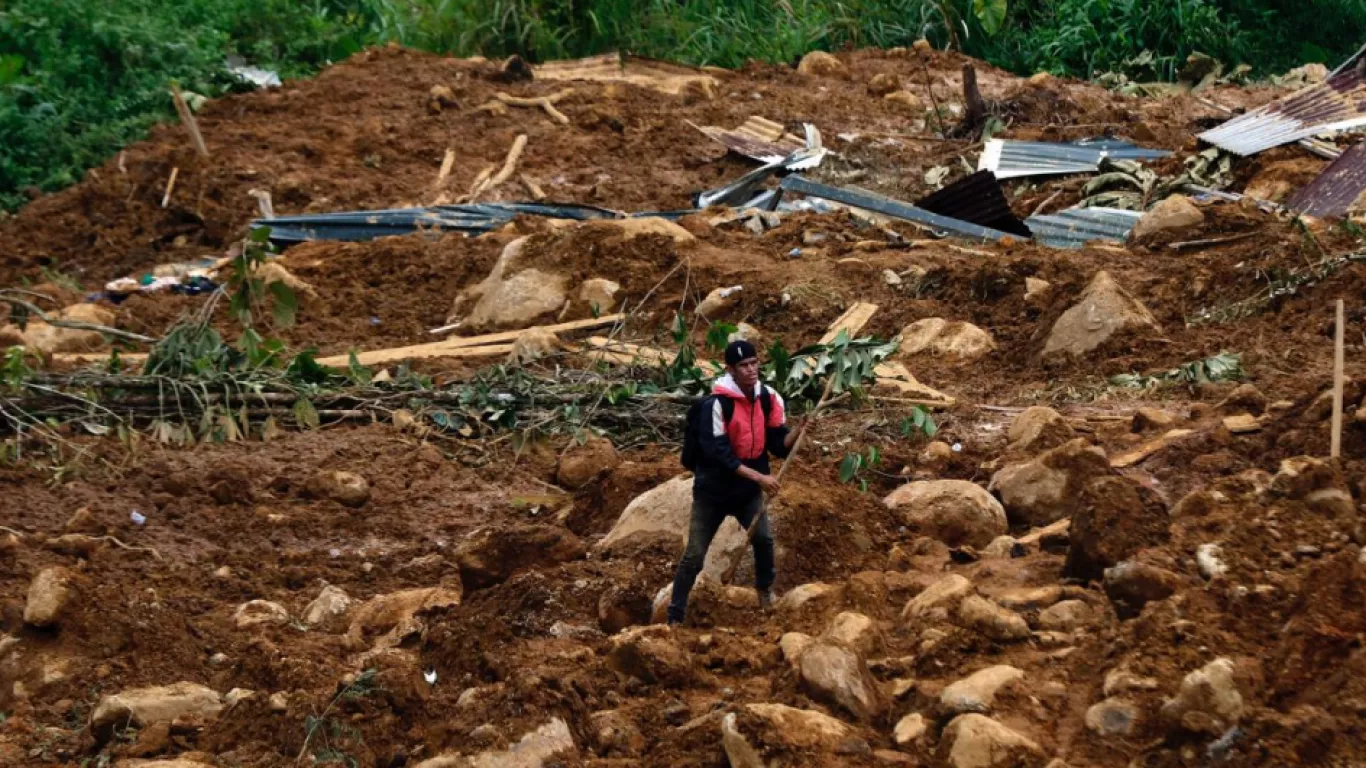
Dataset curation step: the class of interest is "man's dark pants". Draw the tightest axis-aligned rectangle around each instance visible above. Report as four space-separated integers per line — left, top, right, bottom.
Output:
667 494 775 624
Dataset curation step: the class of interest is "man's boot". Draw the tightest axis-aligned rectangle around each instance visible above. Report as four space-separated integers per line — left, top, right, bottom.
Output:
757 587 775 610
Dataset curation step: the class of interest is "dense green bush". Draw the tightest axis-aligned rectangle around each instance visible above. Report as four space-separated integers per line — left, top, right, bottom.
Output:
2 0 1364 214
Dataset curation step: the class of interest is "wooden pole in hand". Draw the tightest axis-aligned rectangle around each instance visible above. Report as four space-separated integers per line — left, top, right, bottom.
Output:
744 371 838 543
1332 298 1345 459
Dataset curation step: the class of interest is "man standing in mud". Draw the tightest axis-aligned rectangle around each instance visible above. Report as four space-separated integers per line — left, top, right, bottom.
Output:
668 340 800 626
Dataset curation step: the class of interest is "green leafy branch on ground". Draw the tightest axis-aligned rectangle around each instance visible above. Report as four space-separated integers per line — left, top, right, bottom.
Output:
1109 352 1243 390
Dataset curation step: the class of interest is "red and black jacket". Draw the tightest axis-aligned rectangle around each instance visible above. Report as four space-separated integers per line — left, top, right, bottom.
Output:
693 373 791 504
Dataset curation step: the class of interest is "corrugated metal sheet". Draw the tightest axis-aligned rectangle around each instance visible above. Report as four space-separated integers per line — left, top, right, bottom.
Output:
252 203 682 246
1199 65 1366 155
1287 142 1366 218
695 115 807 163
779 176 1019 243
978 138 1171 179
1024 207 1143 249
914 171 1032 237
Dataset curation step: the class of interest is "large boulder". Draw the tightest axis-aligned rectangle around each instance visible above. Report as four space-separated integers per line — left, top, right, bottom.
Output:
1065 476 1170 581
595 475 746 582
897 318 996 361
455 524 586 589
24 567 74 628
938 714 1043 768
453 237 566 331
1131 195 1204 240
1042 271 1159 358
607 625 692 685
556 437 620 489
797 639 884 721
1007 406 1075 454
989 438 1112 528
823 611 882 657
91 683 222 734
884 480 1008 549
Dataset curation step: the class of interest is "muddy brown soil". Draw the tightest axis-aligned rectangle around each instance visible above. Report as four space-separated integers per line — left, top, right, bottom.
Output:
3 44 1366 768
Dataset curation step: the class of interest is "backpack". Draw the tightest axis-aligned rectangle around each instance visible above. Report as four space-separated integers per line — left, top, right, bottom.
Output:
681 389 772 470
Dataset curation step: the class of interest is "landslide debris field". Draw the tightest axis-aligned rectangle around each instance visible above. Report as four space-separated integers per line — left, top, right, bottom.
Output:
4 45 1366 768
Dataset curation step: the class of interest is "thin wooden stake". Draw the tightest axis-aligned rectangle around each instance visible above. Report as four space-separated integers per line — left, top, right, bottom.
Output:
1332 298 1345 459
161 167 179 208
434 148 455 189
170 84 210 159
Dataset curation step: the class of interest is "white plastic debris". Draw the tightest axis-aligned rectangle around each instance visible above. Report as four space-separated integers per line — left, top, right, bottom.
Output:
225 56 282 88
424 669 438 685
951 443 963 452
329 548 342 559
129 510 146 526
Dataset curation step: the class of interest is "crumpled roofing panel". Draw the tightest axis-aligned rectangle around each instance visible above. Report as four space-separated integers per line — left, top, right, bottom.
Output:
978 138 1171 179
1199 64 1366 156
1287 142 1366 218
914 170 1032 237
1024 207 1144 249
778 175 1020 243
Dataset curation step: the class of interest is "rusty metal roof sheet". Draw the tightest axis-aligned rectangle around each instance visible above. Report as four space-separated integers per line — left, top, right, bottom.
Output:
694 115 807 163
1199 65 1366 156
914 171 1032 237
1024 207 1143 249
978 138 1171 179
1287 142 1366 218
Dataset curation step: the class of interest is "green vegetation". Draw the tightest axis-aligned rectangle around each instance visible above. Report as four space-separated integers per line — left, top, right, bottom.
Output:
4 0 1365 213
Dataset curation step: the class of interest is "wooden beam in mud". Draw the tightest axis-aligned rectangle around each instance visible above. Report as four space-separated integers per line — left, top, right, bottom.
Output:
1110 429 1196 468
820 302 879 344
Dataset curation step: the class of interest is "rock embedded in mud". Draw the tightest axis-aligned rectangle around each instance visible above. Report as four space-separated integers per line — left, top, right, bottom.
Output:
455 523 585 589
1086 698 1140 736
1103 561 1182 618
1042 271 1159 359
1218 383 1268 415
23 566 74 628
64 506 98 534
1065 475 1170 581
233 600 290 629
596 475 746 583
301 585 353 631
578 278 621 314
416 717 575 768
1036 599 1095 632
345 586 462 648
893 712 927 744
902 574 973 621
883 480 1008 549
1132 407 1178 432
938 713 1043 768
1131 195 1205 240
607 625 692 685
1024 277 1051 302
958 596 1030 642
940 665 1025 714
556 436 620 489
797 639 885 721
884 90 924 109
304 470 371 508
1160 657 1244 733
897 318 996 361
696 285 743 319
589 709 645 756
867 72 901 96
427 84 458 113
797 51 849 78
506 327 561 365
1007 406 1075 454
1171 488 1225 519
91 682 223 735
775 581 843 612
1272 456 1344 499
989 438 1111 528
824 611 883 657
780 632 815 666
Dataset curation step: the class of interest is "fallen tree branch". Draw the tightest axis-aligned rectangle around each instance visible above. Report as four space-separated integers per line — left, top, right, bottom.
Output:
0 294 157 344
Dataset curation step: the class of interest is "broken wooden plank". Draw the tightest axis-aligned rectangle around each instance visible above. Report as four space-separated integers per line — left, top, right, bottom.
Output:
1110 428 1195 468
872 361 955 405
318 342 514 367
1223 413 1262 434
430 313 623 338
581 337 674 366
820 302 879 344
